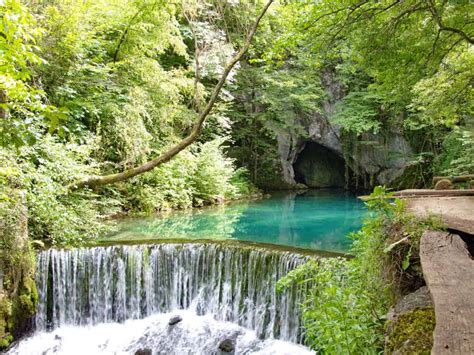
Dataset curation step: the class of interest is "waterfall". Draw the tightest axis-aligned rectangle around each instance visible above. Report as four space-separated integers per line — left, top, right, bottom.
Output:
35 243 309 343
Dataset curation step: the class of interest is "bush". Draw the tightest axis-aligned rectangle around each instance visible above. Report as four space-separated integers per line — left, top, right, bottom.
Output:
277 186 444 354
434 128 474 176
123 138 256 214
124 150 197 213
191 138 238 203
0 134 119 246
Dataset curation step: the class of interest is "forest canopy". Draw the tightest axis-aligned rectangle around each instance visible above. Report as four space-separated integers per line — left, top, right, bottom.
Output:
1 0 473 246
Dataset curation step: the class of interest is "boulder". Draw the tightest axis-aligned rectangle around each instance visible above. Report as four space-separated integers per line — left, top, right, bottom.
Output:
168 315 183 326
218 338 235 353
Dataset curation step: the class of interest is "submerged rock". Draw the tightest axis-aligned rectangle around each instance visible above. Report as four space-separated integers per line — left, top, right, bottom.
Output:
168 315 183 326
135 349 152 355
218 338 235 353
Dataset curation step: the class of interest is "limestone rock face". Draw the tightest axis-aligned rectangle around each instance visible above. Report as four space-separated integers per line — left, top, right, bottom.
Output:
272 70 412 188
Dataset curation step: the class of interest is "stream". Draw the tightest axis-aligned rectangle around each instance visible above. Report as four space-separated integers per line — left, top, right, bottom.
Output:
8 190 366 354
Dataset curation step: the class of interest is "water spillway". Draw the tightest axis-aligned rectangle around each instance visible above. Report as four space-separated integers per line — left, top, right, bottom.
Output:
35 243 309 343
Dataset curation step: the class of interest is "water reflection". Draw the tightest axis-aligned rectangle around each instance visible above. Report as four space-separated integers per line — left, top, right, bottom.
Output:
106 190 366 253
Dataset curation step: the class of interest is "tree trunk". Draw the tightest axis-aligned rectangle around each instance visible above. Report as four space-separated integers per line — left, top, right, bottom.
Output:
0 89 8 120
70 0 274 190
433 175 474 184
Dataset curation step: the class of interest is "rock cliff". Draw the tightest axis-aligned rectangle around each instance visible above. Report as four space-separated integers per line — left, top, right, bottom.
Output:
272 69 412 189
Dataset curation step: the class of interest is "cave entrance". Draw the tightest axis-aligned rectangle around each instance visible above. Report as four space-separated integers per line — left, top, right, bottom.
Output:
294 142 346 188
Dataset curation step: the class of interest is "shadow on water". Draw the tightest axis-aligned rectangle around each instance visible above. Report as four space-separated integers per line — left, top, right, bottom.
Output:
102 189 367 253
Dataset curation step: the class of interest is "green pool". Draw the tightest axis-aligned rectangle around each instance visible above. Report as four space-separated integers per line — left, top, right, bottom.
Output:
104 189 367 253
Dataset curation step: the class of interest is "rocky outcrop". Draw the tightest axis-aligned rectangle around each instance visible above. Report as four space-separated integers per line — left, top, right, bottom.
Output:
273 69 412 189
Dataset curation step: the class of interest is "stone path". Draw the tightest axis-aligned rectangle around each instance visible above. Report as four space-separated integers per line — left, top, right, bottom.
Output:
420 231 474 354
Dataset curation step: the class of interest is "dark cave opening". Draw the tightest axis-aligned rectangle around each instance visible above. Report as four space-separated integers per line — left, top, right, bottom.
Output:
293 142 347 188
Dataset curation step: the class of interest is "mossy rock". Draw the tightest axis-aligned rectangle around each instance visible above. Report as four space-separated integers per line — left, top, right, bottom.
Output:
0 276 38 350
385 307 435 355
0 296 13 350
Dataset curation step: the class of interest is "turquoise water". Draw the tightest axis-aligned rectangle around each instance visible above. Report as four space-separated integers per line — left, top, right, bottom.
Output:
106 190 367 253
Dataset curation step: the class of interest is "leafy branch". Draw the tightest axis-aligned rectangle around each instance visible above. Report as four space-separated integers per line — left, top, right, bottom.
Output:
69 0 274 189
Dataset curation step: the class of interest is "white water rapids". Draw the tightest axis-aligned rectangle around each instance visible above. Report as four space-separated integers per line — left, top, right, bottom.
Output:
8 243 316 354
8 310 315 355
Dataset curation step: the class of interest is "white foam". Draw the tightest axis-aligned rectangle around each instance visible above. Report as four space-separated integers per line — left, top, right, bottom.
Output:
8 310 315 355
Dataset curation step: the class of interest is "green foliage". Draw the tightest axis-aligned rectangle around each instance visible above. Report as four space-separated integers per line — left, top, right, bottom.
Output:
279 257 388 353
124 138 254 214
434 128 474 176
0 188 38 350
192 138 239 202
0 135 119 246
278 187 393 353
265 0 474 181
277 186 445 353
333 90 384 135
0 0 262 247
408 49 474 130
125 151 196 213
1 0 44 146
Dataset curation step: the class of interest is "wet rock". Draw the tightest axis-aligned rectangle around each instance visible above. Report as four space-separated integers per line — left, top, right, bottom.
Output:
218 338 235 353
135 349 152 355
168 315 183 326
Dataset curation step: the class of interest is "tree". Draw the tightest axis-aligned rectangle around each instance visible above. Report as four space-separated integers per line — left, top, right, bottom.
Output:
70 0 274 189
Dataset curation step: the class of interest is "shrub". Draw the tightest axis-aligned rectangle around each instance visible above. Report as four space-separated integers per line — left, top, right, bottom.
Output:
277 186 444 354
434 128 474 176
123 138 256 214
0 134 119 246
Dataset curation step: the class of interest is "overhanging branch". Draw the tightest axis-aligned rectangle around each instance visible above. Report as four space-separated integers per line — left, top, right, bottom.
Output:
70 0 274 190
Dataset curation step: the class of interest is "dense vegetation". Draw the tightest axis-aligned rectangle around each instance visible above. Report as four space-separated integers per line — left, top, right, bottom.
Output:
0 0 473 352
1 0 472 245
278 186 444 353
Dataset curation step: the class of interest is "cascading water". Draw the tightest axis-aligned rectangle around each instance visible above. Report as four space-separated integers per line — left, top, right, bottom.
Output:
34 243 309 345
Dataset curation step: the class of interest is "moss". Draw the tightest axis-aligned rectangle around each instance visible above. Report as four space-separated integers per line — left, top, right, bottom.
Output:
0 189 38 350
385 307 435 354
0 297 13 349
